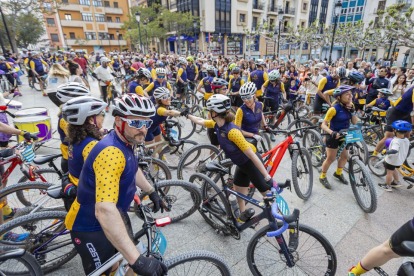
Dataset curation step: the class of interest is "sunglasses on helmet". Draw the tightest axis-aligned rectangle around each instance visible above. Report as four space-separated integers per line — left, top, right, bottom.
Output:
121 118 153 130
241 95 254 101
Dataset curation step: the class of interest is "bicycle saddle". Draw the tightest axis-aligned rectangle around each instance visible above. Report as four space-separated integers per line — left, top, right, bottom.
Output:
33 153 63 165
205 161 229 175
47 184 63 199
371 107 385 112
401 241 414 256
0 247 25 262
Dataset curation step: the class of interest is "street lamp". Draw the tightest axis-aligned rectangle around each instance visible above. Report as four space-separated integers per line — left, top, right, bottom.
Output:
116 30 120 51
135 11 143 53
128 27 132 51
328 0 342 64
143 21 149 54
99 34 103 51
63 34 68 51
106 33 112 51
276 7 283 59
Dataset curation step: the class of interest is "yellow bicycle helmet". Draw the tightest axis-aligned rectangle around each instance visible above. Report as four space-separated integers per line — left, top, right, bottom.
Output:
186 56 194 62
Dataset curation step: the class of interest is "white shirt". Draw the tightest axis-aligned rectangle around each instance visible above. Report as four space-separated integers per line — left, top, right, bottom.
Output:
46 75 69 94
306 74 324 96
94 65 114 86
385 137 410 166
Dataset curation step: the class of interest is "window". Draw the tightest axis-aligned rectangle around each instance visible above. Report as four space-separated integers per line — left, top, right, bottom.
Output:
69 32 76 39
65 14 72 20
79 0 90 5
51 34 59 42
43 3 52 12
85 32 97 40
82 13 93 21
62 0 68 3
109 34 115 40
301 21 305 28
93 0 102 6
303 3 307 10
269 19 274 30
115 17 120 23
118 34 123 40
252 17 258 30
46 18 55 27
98 32 109 39
114 2 118 8
107 17 112 22
239 14 245 23
104 1 110 7
95 14 105 22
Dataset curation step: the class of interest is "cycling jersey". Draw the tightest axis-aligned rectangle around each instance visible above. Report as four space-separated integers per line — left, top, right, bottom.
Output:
58 115 69 160
128 81 144 96
65 131 138 232
324 103 352 132
248 70 268 97
369 98 392 111
200 76 214 100
145 106 168 142
124 67 136 76
316 76 340 98
149 67 157 80
30 58 48 74
145 80 171 97
225 70 234 82
0 62 11 73
235 101 263 134
352 88 366 105
112 60 120 69
186 64 198 81
205 120 256 166
68 136 99 186
394 86 414 113
228 77 244 92
263 80 285 102
177 67 188 83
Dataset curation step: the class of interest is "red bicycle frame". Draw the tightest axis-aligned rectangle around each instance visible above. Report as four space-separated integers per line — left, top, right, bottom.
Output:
0 156 47 186
261 135 295 178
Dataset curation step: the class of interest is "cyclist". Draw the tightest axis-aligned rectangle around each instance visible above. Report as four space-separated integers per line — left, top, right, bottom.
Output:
365 88 393 123
29 51 50 96
347 71 366 114
348 217 414 275
0 56 16 87
92 57 117 110
227 66 245 110
144 67 172 99
319 85 358 189
235 82 269 147
196 65 216 105
186 94 274 222
56 82 91 173
186 56 199 92
65 94 167 276
62 96 107 210
111 55 121 74
129 68 151 96
146 59 157 81
248 59 269 99
176 57 188 100
145 87 181 147
225 63 236 82
120 61 136 94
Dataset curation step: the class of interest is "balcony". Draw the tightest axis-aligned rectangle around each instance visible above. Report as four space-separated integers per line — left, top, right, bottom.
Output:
103 7 123 14
252 3 265 11
59 4 83 11
61 20 85 27
284 8 295 16
66 39 127 46
170 1 177 10
106 22 123 28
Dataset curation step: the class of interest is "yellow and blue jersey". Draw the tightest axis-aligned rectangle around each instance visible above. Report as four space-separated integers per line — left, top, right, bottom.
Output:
68 136 99 186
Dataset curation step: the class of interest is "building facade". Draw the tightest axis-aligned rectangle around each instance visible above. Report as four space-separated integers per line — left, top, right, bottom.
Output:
44 0 131 53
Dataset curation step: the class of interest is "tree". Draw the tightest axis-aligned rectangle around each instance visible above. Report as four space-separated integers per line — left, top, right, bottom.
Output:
286 23 315 64
75 36 89 49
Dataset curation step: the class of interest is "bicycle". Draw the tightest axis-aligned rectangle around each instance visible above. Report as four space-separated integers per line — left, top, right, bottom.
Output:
0 246 43 276
105 80 121 105
168 98 197 140
373 240 414 276
359 106 388 149
190 172 337 275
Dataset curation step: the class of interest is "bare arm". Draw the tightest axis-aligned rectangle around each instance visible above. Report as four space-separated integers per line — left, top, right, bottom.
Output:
0 122 23 136
187 114 207 126
243 148 268 178
135 167 153 192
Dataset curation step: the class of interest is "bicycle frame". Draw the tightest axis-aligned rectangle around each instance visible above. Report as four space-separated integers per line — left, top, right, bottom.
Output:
261 135 296 177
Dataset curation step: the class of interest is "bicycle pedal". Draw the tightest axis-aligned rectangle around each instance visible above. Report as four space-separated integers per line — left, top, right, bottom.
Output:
288 231 299 251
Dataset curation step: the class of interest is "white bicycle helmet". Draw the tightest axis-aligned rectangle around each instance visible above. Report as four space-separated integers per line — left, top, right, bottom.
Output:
239 82 257 97
178 57 187 65
268 70 281 81
62 96 107 125
56 82 91 103
153 87 170 100
207 65 215 72
211 78 229 89
315 63 325 69
155 67 167 75
255 59 266 66
336 67 346 78
206 94 231 114
137 68 152 79
111 94 155 117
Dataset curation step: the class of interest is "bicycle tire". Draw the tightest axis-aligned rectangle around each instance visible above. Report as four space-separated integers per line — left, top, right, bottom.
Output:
297 105 311 119
256 131 271 155
18 168 61 185
190 105 205 134
367 155 387 177
185 92 199 107
134 180 201 223
165 250 231 276
159 140 197 170
246 223 337 276
0 211 76 274
344 141 369 173
170 115 196 140
33 80 41 92
0 246 44 276
286 118 314 139
349 158 378 213
302 129 325 167
361 127 382 148
190 173 232 233
141 157 172 184
176 143 224 180
291 148 313 200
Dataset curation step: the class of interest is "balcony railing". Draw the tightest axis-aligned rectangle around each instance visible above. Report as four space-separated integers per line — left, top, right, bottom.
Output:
268 5 276 12
284 8 295 15
170 1 177 9
253 3 264 10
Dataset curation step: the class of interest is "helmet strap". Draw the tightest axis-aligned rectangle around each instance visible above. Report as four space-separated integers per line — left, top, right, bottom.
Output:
115 116 130 146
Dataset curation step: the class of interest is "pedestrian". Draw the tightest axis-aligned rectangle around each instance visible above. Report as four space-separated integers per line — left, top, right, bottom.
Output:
391 74 407 101
66 60 89 88
46 63 70 106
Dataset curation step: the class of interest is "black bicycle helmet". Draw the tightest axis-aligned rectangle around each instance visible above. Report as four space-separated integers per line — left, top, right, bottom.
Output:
348 71 364 84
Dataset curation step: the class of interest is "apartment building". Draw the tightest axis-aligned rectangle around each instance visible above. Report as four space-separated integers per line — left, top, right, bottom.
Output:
44 0 131 53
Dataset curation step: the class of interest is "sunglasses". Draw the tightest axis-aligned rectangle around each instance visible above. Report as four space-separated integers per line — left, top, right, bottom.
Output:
160 94 171 100
99 111 106 117
121 118 153 130
157 75 165 79
241 95 254 101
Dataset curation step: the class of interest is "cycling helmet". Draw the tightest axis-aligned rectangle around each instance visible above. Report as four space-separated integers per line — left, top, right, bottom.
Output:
112 94 155 117
332 84 354 98
31 51 39 56
0 57 5 61
178 57 187 65
315 63 325 69
239 82 257 97
155 67 167 75
153 87 170 100
207 65 215 72
392 120 411 132
348 71 364 84
137 68 152 79
378 88 393 97
70 52 76 56
206 94 231 114
255 59 266 66
228 63 236 70
335 67 346 78
56 82 91 103
62 96 107 125
147 59 154 66
268 70 281 81
232 66 241 74
156 60 164 67
57 50 64 54
186 56 194 62
101 57 110 63
319 69 328 76
113 55 118 59
123 61 130 66
211 78 229 90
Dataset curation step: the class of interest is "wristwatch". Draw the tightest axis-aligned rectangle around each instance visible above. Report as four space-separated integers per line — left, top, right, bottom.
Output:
265 175 272 182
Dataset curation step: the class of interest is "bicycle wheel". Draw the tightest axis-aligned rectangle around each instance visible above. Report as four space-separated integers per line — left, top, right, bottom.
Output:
159 140 198 170
169 116 196 140
274 110 291 130
176 143 224 180
165 250 231 276
0 246 44 276
302 129 325 167
256 131 271 155
18 168 61 185
32 79 41 92
142 156 171 183
361 127 382 149
135 180 201 223
367 155 387 177
0 211 76 274
286 119 314 139
185 92 199 107
0 182 64 214
344 141 369 173
247 223 337 276
297 105 311 118
190 173 232 233
349 158 377 213
190 105 205 134
291 148 313 200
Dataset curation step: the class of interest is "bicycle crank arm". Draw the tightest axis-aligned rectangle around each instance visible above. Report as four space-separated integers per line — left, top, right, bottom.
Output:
373 267 388 276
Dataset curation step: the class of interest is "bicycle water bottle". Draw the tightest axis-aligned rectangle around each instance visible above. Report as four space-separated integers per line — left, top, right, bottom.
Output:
114 241 147 276
229 194 240 219
267 161 273 173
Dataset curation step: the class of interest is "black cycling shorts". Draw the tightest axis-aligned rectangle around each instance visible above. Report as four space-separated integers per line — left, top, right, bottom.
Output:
384 161 399 171
313 95 327 114
265 100 279 113
233 153 270 193
207 128 219 146
325 135 345 149
176 82 186 95
230 95 243 107
385 107 412 132
389 219 414 257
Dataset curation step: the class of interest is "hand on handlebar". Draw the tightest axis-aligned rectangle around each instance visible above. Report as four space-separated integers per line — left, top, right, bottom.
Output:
23 132 38 141
149 191 164 213
253 134 262 142
330 131 340 140
130 255 168 276
264 126 272 133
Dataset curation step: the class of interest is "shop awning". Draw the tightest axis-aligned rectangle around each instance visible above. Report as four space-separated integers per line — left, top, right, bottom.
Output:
167 35 199 42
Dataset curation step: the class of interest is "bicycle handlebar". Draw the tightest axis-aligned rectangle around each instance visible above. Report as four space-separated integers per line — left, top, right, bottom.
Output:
267 125 317 135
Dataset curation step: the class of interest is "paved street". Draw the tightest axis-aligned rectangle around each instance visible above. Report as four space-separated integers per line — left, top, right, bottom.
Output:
6 77 413 276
